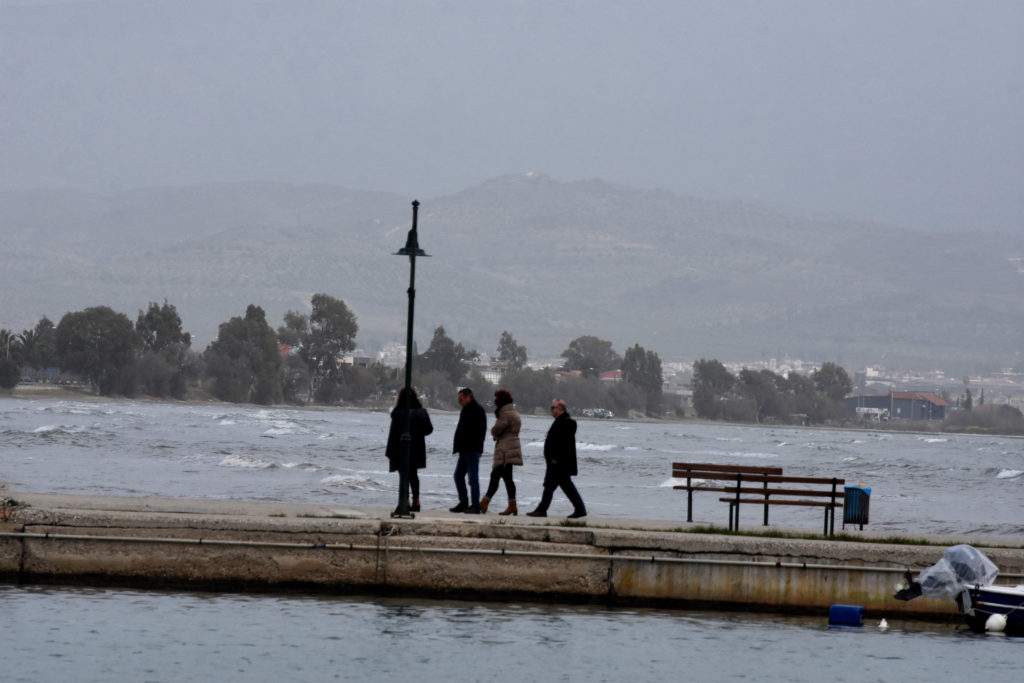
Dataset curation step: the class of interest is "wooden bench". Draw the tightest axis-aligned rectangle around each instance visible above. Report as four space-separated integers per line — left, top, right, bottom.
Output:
672 462 784 523
718 475 845 536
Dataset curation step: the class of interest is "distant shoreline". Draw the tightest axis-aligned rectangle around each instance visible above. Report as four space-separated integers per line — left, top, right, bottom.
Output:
4 384 1021 438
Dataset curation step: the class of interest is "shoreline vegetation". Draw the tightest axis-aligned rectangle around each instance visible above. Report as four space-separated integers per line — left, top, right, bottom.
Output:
3 298 1019 435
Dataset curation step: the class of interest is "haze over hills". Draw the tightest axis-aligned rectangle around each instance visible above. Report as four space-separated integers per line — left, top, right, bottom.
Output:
2 174 1022 374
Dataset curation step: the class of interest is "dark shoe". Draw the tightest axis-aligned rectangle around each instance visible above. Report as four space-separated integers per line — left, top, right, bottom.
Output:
463 505 481 514
410 499 421 512
567 510 588 519
525 509 546 518
449 502 469 513
479 497 490 513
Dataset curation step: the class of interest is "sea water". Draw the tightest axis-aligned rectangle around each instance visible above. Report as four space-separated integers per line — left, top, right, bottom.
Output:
2 396 1023 681
2 396 1021 535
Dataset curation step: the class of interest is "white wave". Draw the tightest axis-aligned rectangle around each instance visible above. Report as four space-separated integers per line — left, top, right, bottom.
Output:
320 474 384 490
218 454 277 469
730 451 779 459
218 419 237 426
997 469 1022 479
919 437 949 443
262 427 296 436
660 477 705 488
283 462 319 471
624 446 641 451
578 442 617 452
33 424 58 433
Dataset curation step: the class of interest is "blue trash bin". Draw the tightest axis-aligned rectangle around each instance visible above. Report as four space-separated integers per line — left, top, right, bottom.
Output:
843 485 871 529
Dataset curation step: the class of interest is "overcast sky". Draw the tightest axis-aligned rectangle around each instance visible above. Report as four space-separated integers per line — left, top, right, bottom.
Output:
1 0 1021 234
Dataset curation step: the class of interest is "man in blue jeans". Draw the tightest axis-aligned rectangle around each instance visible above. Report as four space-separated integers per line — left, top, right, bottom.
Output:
450 387 486 513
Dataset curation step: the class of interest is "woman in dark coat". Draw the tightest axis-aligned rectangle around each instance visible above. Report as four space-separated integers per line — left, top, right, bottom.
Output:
385 387 433 511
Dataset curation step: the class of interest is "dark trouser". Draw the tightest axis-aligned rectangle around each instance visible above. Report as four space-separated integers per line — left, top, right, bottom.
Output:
534 468 585 514
484 464 516 502
454 451 481 506
409 468 420 500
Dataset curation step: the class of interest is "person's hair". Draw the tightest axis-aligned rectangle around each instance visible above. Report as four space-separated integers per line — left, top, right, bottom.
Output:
552 399 567 411
396 387 421 409
494 389 513 407
458 388 473 398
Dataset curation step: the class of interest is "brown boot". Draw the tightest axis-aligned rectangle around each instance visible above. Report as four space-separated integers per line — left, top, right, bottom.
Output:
499 500 518 516
479 497 490 513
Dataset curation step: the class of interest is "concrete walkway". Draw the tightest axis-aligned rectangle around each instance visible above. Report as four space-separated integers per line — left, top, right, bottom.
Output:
7 490 1023 550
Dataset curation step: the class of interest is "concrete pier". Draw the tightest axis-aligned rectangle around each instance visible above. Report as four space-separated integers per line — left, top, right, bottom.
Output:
2 492 1022 620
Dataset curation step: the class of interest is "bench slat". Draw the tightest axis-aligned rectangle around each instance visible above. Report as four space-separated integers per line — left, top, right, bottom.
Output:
720 497 843 507
672 462 782 475
714 475 844 485
721 487 843 497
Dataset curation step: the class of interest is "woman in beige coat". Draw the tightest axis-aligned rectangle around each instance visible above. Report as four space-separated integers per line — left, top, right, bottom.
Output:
481 389 522 515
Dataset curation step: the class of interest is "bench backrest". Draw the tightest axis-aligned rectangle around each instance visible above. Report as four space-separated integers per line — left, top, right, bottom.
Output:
672 462 783 478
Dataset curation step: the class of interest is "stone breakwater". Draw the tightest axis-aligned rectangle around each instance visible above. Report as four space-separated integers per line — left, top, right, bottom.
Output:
2 493 1022 619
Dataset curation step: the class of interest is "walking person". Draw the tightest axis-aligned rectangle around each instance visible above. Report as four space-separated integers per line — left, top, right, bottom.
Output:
480 389 522 515
450 387 486 513
526 399 587 519
385 387 433 512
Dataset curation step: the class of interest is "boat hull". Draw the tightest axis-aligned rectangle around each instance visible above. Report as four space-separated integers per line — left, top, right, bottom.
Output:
959 585 1024 633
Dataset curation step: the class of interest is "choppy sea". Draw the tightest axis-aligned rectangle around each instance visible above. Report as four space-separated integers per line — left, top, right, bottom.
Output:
2 396 1022 681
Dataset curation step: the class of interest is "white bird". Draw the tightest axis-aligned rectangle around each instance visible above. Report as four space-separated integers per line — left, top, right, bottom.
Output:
878 618 889 630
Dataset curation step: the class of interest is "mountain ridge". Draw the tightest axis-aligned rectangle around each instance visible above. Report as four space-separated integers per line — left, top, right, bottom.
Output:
2 175 1020 373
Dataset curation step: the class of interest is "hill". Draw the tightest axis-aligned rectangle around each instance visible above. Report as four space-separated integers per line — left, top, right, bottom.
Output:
2 175 1021 372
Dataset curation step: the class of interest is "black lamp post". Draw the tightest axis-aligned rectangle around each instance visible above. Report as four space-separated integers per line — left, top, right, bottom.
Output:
392 200 429 518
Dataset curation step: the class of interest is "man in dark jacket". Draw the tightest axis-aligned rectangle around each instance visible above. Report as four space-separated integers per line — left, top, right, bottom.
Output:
526 399 587 518
450 387 487 513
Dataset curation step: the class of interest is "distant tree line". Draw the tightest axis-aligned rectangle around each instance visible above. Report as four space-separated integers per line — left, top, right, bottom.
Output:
690 359 853 425
0 297 673 417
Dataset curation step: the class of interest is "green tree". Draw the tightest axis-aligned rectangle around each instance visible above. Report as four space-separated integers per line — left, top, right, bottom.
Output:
622 344 664 416
0 357 18 388
418 326 478 386
276 310 309 347
691 358 734 420
281 354 311 404
496 330 528 373
784 372 819 422
203 305 283 404
55 306 140 395
812 362 853 403
0 328 20 366
738 368 782 423
20 317 57 371
302 294 358 398
135 301 192 398
560 335 621 378
136 300 191 353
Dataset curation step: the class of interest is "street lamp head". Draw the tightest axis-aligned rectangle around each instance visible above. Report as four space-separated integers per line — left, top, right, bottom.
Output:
394 199 430 257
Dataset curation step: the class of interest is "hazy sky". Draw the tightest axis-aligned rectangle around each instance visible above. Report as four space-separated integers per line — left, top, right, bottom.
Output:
2 0 1021 234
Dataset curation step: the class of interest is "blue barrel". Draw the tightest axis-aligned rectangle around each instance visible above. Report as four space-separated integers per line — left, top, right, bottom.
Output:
828 604 865 626
843 485 871 528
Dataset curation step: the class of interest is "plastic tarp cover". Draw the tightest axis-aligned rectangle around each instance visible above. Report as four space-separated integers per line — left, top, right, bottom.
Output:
916 544 1000 599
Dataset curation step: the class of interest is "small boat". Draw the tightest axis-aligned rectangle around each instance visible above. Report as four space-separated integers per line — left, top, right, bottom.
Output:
956 584 1024 633
895 544 1024 634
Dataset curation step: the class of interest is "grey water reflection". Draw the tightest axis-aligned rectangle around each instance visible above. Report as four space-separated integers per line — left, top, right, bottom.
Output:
2 585 1021 682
